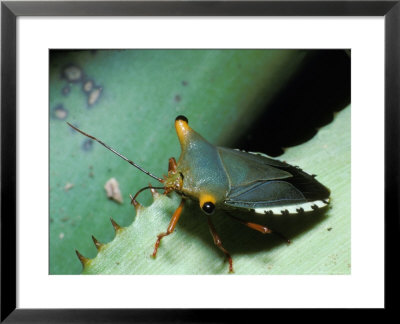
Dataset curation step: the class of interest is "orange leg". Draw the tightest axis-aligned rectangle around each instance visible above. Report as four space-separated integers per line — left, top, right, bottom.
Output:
168 157 177 172
152 198 185 257
207 216 234 273
162 157 178 195
228 213 291 244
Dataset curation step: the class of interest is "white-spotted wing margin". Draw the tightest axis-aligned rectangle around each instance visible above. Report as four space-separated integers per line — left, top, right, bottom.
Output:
254 199 330 215
233 149 330 215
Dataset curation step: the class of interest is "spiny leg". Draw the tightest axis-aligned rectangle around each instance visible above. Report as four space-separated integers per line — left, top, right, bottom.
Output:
227 213 291 244
152 198 185 257
207 216 234 273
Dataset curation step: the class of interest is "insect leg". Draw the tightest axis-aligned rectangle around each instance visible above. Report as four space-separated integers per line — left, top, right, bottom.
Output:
152 198 185 258
168 157 177 172
207 216 234 273
227 213 291 244
163 158 178 195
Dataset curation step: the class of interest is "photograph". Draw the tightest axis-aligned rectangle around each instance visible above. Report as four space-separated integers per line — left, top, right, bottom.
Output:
3 0 394 319
49 49 351 275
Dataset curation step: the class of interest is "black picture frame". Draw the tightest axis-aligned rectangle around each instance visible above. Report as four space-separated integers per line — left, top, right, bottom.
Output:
1 1 398 322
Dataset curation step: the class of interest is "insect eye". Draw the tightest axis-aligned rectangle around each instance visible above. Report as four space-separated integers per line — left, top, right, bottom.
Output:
202 202 215 215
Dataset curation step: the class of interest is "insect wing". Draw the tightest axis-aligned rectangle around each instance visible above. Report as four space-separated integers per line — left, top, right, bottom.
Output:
217 147 292 186
218 148 330 215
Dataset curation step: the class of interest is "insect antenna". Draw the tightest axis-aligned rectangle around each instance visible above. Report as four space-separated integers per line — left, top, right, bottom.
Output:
130 185 165 203
67 122 164 183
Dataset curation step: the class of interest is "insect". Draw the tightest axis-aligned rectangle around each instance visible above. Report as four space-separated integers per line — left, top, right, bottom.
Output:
68 115 330 273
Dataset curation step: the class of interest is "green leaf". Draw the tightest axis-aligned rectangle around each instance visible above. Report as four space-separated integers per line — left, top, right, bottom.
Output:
80 105 350 274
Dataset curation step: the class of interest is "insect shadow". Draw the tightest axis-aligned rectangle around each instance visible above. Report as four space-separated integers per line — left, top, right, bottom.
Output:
235 50 350 157
175 199 329 258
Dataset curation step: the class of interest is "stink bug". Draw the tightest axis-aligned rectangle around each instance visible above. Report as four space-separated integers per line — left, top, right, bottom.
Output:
68 115 330 273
